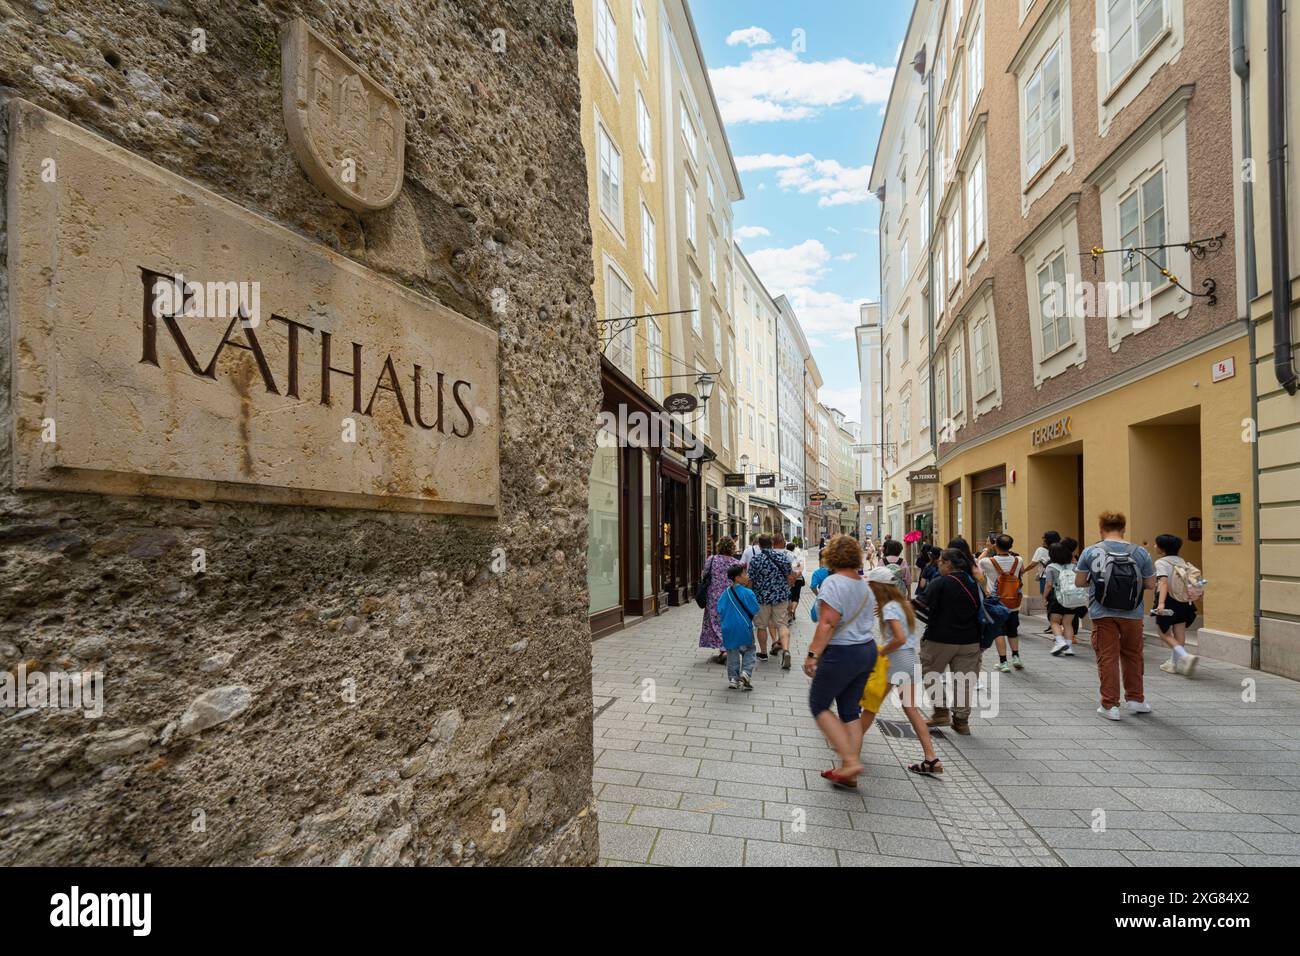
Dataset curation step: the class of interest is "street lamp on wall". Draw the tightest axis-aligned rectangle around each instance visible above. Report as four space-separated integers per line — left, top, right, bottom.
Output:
695 372 715 404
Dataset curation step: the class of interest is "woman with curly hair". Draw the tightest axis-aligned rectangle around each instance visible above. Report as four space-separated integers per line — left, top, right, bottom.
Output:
804 534 878 789
698 537 740 664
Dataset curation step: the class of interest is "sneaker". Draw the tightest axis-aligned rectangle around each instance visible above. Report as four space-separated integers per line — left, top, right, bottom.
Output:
781 650 791 670
1062 645 1075 656
1159 660 1176 674
1125 700 1152 714
740 672 753 690
1175 654 1199 677
1051 641 1069 657
998 661 1012 673
1012 656 1025 670
951 718 970 735
1097 705 1122 721
757 653 769 662
727 679 740 690
925 711 951 728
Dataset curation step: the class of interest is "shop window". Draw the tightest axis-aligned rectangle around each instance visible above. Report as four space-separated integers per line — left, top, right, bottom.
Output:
587 428 621 614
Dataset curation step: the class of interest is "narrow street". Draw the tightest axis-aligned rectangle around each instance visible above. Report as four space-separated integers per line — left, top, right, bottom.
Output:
593 596 1300 867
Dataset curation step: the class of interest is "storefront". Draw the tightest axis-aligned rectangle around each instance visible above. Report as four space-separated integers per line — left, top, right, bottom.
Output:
935 335 1256 662
588 358 706 637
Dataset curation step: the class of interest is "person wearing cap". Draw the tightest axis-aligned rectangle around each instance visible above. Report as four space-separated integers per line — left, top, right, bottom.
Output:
860 566 943 775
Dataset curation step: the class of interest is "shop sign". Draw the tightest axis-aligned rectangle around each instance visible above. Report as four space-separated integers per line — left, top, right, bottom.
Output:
1031 414 1072 447
756 473 776 488
723 473 746 488
1212 358 1236 383
907 467 940 483
809 492 828 501
1211 493 1242 544
664 392 698 413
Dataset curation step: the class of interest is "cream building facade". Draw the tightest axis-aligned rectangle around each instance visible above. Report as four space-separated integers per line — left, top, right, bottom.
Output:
733 244 784 538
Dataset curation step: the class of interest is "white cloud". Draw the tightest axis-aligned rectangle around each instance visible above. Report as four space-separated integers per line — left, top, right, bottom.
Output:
819 385 862 416
745 239 833 290
737 152 874 207
785 287 868 342
747 240 869 343
835 253 858 262
735 225 771 240
726 26 774 48
826 227 841 235
710 47 894 125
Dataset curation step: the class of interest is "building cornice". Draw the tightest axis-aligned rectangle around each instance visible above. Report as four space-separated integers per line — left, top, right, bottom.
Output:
1083 83 1195 187
1006 0 1068 76
1013 191 1082 257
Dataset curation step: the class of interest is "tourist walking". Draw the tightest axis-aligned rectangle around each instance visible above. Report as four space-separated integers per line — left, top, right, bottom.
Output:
858 567 943 775
1152 533 1201 677
698 538 739 664
979 534 1025 673
717 564 760 691
808 550 831 621
1075 511 1156 720
914 548 984 735
915 544 942 599
1025 530 1061 634
804 535 878 789
786 539 806 624
744 535 794 667
880 538 912 593
1044 540 1087 656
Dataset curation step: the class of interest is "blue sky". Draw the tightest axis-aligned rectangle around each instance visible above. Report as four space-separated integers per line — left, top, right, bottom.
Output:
690 0 912 418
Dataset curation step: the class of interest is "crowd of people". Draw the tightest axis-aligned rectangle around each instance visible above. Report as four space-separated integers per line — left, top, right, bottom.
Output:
697 510 1207 788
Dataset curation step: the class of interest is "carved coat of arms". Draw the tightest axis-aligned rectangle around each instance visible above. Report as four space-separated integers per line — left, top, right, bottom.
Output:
280 19 405 211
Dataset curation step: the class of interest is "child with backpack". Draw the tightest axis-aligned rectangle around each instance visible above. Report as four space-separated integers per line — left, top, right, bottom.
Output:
1153 533 1201 677
978 534 1025 673
717 564 760 691
1044 541 1088 656
1076 511 1156 721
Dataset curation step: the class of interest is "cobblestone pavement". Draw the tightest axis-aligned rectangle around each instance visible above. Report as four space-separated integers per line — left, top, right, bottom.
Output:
591 592 1300 867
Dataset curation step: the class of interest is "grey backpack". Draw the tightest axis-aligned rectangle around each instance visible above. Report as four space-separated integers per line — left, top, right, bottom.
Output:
1090 544 1144 612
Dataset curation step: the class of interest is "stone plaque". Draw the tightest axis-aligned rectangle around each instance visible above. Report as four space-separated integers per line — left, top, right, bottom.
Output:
7 99 499 516
281 18 405 211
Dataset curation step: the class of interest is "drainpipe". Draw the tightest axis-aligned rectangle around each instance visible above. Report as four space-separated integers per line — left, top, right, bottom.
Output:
1234 0 1263 670
1268 0 1298 396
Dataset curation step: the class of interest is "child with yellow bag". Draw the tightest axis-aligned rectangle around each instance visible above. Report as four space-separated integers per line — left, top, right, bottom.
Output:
859 567 943 776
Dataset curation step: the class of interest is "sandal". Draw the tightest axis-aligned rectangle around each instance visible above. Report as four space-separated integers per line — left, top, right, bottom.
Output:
908 758 944 776
820 767 860 789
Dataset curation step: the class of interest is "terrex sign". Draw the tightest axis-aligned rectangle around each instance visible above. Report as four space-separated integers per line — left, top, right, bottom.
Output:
1031 415 1072 447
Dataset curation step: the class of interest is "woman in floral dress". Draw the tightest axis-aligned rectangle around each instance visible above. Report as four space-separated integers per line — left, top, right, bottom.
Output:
699 538 740 663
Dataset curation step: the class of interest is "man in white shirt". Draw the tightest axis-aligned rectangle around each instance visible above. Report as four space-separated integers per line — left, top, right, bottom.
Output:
978 534 1026 673
1023 530 1061 634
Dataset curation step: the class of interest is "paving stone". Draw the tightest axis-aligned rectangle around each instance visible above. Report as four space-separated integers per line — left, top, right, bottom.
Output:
744 840 837 867
635 773 718 796
626 806 711 833
598 822 657 863
710 815 783 841
1122 851 1243 867
595 800 632 823
679 793 765 818
649 830 744 867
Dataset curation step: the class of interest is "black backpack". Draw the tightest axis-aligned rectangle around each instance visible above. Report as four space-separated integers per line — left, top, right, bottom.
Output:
695 557 713 609
1090 544 1144 612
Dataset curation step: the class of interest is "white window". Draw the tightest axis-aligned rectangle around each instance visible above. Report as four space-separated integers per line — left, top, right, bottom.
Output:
1107 0 1166 88
636 90 652 160
680 103 697 161
919 364 931 431
748 408 755 443
946 214 961 291
949 64 962 157
707 174 715 208
685 189 696 248
973 319 994 397
1119 167 1167 296
968 16 984 111
1037 250 1072 356
595 0 618 84
900 397 911 446
759 414 767 448
935 118 947 198
728 336 735 384
901 317 911 365
646 317 663 400
950 344 964 417
640 202 656 281
935 356 948 427
1025 42 1063 178
965 155 985 254
725 271 732 313
632 0 648 62
713 314 722 364
934 240 946 315
744 323 751 351
597 124 622 228
708 239 717 287
720 392 730 450
934 27 947 94
605 265 634 376
690 278 702 336
900 239 909 283
745 365 752 390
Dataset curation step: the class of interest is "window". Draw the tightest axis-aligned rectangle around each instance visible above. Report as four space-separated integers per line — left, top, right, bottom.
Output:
595 0 617 83
759 414 767 448
1108 0 1166 87
934 239 946 314
728 335 735 385
901 317 910 365
725 270 732 313
680 103 697 161
713 314 722 364
934 26 947 94
748 407 755 442
919 364 931 431
597 124 622 228
632 0 648 61
720 392 730 450
946 214 961 291
1025 42 1063 177
636 90 652 159
949 64 962 156
950 344 964 417
690 278 701 336
935 116 947 197
745 365 752 390
900 239 909 283
965 155 985 254
968 16 984 111
646 317 663 400
744 323 751 351
900 397 911 446
640 202 656 281
973 319 994 397
707 174 715 208
1037 251 1072 356
709 239 717 287
685 189 696 248
883 349 891 391
935 356 948 426
1119 167 1167 295
604 265 634 376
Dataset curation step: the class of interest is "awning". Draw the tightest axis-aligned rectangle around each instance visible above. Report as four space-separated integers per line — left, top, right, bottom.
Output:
778 507 803 527
748 493 781 508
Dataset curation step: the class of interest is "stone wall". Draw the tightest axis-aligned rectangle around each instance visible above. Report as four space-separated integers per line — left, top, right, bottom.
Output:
0 0 599 865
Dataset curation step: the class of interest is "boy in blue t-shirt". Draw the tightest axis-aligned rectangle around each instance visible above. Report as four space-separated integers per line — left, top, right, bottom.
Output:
717 564 760 691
